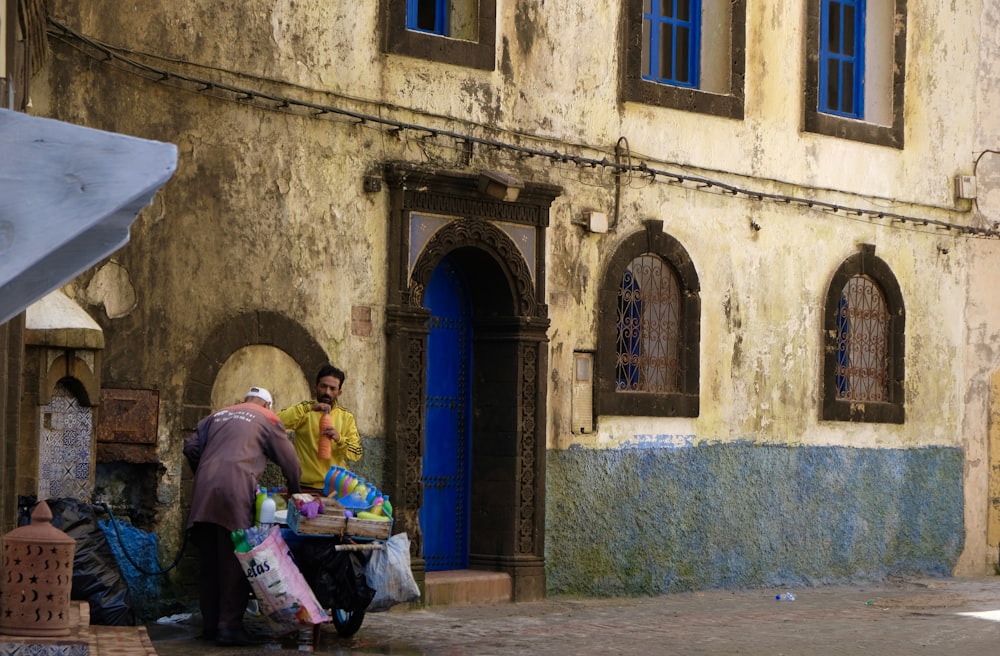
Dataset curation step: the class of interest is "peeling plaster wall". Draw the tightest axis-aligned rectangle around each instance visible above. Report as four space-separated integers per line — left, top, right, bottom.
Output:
26 0 1000 606
35 1 395 577
959 0 1000 576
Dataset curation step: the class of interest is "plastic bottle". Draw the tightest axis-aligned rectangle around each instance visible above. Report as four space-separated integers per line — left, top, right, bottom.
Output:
273 488 288 512
318 412 333 459
775 592 796 601
231 529 251 553
254 486 267 524
259 491 276 526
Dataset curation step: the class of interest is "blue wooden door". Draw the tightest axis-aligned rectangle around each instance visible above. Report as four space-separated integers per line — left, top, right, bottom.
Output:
420 256 472 570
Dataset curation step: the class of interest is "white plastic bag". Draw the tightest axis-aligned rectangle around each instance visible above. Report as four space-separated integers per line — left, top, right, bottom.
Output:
365 532 421 612
234 528 330 629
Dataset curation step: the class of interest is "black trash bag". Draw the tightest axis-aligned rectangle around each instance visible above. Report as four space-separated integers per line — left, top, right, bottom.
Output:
291 540 375 612
42 497 137 626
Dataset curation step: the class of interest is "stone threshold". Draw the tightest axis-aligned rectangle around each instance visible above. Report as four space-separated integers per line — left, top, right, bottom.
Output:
424 569 513 607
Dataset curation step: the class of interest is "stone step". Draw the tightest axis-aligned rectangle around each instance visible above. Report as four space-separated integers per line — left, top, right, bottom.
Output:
424 570 512 607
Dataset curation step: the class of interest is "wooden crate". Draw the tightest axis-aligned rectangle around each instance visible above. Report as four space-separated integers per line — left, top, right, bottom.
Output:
287 506 347 536
345 517 392 540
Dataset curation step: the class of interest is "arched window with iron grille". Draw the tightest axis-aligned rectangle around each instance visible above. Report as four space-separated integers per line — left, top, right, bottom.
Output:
616 254 682 394
598 220 700 418
823 244 904 423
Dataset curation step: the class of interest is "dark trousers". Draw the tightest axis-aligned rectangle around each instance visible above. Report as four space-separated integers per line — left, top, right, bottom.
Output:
190 522 250 632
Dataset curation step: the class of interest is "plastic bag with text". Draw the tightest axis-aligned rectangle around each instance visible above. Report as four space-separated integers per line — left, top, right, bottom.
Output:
234 528 330 629
365 532 421 612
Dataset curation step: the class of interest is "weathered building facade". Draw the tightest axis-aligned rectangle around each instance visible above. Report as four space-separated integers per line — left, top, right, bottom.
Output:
14 0 1000 607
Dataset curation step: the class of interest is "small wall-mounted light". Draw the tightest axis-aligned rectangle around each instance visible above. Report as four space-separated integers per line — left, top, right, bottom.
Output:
478 169 523 202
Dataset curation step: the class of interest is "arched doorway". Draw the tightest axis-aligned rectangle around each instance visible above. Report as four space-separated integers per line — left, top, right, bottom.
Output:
383 165 560 601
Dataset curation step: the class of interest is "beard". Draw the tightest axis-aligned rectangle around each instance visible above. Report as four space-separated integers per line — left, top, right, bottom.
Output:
318 393 334 405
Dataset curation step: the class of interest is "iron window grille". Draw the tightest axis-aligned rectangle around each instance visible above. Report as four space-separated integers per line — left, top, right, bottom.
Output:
597 220 700 419
822 244 905 423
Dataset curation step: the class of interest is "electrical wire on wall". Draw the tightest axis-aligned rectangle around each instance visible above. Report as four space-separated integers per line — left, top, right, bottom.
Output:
45 17 1000 240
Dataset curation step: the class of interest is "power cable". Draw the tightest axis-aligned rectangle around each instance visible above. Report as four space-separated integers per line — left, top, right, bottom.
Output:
45 17 1000 239
98 502 188 576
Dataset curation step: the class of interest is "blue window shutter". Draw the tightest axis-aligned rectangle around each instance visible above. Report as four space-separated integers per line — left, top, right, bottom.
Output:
642 0 701 88
819 0 866 118
617 268 642 391
836 294 850 397
407 0 449 35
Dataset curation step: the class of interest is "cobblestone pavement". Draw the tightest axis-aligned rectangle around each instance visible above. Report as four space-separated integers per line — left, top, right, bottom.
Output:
147 577 1000 656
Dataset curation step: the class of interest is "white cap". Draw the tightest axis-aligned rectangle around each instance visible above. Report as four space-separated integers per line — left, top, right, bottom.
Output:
246 386 273 405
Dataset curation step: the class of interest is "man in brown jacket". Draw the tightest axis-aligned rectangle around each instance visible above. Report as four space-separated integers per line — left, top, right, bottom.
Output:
183 386 302 646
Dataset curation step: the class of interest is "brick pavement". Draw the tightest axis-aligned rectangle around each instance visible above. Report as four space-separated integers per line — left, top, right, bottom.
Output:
146 577 1000 656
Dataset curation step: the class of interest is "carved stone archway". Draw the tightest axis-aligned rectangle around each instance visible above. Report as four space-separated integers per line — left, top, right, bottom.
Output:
383 164 560 601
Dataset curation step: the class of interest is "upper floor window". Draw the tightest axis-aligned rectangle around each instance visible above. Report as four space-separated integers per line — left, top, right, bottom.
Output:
623 0 746 119
806 0 906 147
819 0 865 118
597 220 700 418
822 244 905 423
385 0 496 70
406 0 478 40
642 0 701 88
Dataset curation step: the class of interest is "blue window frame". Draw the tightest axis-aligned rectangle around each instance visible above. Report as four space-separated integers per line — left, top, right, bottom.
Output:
642 0 701 88
819 0 865 118
388 0 495 70
407 0 448 35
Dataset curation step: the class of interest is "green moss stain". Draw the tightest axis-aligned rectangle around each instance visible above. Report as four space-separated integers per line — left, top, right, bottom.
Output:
545 442 963 595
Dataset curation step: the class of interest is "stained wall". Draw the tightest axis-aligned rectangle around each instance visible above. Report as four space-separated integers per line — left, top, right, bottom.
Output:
25 0 1000 603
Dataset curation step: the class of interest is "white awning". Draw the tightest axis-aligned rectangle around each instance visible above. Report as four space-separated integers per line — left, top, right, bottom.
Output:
0 109 177 325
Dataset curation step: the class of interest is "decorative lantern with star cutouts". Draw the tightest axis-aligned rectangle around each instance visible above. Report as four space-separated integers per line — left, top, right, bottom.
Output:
0 500 75 636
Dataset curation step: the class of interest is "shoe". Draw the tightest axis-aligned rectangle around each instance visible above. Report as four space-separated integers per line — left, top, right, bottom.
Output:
216 626 261 646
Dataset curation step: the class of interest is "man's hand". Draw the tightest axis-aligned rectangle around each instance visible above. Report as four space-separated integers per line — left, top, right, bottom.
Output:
313 403 340 442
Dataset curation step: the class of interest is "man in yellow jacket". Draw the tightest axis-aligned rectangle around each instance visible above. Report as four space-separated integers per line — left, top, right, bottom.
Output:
277 364 363 491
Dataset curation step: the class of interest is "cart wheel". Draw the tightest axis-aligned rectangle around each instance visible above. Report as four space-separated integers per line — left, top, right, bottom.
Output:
331 607 366 637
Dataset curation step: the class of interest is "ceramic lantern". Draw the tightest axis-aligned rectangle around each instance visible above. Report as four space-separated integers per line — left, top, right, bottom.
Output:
0 500 76 637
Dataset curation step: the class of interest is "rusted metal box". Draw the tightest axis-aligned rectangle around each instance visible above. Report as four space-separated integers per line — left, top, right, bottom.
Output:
96 388 159 463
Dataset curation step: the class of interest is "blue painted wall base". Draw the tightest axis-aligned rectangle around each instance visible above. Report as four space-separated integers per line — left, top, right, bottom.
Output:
545 442 964 595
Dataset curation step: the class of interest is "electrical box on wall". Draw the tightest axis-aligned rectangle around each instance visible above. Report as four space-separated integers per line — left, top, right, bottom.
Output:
572 351 594 434
573 211 609 234
955 175 977 200
587 211 608 233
